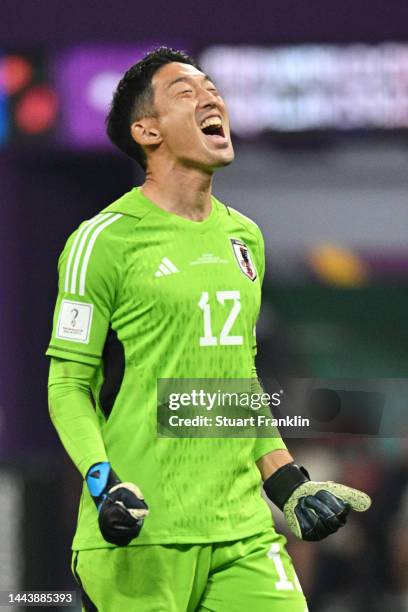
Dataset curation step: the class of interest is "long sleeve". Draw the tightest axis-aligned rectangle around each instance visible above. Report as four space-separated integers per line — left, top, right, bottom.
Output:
252 343 287 462
48 356 108 477
251 224 287 462
46 214 124 475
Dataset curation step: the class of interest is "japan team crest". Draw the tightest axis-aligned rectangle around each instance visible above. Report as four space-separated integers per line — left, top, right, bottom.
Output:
230 239 257 281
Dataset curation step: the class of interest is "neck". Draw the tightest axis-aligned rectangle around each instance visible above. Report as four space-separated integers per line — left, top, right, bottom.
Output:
141 163 213 222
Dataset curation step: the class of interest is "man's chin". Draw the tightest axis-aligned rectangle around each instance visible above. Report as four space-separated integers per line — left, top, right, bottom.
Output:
210 147 235 169
213 156 234 170
180 149 235 173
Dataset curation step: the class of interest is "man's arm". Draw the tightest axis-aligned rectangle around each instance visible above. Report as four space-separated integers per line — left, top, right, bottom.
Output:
48 355 148 546
250 319 370 543
251 367 372 541
48 356 108 476
46 217 148 546
250 222 371 540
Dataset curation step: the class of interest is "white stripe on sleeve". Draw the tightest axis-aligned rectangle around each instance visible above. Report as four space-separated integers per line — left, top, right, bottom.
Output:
64 215 102 293
78 213 123 296
69 214 113 294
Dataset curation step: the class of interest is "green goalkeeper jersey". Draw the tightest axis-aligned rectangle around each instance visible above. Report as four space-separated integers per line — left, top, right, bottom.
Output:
46 187 286 549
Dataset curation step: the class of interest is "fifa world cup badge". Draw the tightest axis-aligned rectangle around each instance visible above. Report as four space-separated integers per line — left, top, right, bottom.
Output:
230 238 257 281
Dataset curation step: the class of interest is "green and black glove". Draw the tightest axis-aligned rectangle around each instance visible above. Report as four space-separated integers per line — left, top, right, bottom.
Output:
263 462 371 541
86 461 149 546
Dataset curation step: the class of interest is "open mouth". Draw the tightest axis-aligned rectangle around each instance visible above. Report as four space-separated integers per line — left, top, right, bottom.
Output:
200 116 226 139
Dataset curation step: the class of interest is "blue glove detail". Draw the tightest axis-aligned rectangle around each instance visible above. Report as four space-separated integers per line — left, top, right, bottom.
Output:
85 462 149 546
86 461 112 506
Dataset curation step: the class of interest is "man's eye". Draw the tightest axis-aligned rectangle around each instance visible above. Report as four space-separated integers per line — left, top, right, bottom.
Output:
181 89 193 94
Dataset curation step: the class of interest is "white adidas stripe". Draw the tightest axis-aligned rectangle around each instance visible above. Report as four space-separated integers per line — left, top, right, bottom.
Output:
64 215 103 293
162 257 179 273
78 213 122 296
70 214 113 294
158 263 170 276
155 257 179 277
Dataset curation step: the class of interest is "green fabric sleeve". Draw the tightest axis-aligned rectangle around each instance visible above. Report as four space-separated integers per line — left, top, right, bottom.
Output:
251 224 287 462
252 364 287 462
48 356 108 478
45 213 124 366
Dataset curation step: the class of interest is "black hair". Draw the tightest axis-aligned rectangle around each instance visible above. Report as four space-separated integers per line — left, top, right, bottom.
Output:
106 46 200 170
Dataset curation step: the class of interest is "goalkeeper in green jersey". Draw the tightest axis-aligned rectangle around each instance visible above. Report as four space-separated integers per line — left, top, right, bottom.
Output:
46 47 371 611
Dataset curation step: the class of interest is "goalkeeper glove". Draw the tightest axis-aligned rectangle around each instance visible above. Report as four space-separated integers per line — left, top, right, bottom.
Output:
86 461 149 546
263 462 371 541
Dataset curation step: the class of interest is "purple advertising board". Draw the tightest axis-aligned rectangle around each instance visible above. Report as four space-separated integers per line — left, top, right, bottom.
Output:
54 45 182 148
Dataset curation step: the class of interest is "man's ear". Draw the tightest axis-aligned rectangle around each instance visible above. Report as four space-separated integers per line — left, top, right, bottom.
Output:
131 119 163 147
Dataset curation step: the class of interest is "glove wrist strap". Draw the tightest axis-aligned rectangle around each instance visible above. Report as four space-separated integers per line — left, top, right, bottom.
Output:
263 462 310 511
86 462 121 509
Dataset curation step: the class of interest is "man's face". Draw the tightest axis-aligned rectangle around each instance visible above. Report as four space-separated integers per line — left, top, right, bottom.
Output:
149 62 234 171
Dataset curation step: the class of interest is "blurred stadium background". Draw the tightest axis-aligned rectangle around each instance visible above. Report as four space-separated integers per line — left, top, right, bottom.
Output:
1 1 408 610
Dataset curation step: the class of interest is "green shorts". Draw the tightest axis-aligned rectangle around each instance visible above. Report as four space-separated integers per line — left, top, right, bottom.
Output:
72 529 308 612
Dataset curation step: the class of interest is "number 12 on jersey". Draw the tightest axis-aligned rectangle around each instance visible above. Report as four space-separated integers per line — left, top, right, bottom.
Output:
198 291 243 346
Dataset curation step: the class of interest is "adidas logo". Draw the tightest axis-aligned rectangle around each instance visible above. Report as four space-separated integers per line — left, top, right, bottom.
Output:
154 257 179 277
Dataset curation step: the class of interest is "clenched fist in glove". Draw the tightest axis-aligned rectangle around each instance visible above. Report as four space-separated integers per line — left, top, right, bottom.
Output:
86 461 149 546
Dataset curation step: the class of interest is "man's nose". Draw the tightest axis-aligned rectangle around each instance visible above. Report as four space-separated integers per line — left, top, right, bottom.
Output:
198 88 218 108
